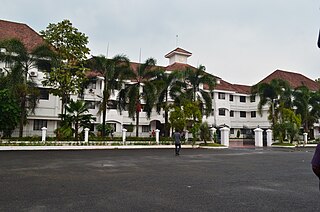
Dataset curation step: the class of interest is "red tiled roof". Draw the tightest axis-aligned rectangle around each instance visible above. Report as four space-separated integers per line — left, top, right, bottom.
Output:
85 71 103 78
165 47 192 58
232 84 251 94
0 19 45 52
214 80 251 94
259 69 320 91
214 80 235 92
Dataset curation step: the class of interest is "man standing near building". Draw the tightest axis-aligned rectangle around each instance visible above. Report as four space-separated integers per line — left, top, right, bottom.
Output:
173 129 181 156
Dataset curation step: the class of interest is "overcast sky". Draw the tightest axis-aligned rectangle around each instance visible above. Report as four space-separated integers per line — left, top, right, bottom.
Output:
1 0 320 85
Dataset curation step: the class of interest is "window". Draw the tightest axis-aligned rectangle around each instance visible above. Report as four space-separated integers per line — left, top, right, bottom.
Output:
5 61 12 68
240 111 246 118
250 95 256 102
108 123 116 132
39 88 49 100
142 125 150 133
85 101 96 109
251 111 256 118
219 108 226 116
218 92 225 100
230 128 234 134
229 95 234 101
241 129 246 134
107 100 117 109
240 96 246 102
230 110 234 117
33 120 47 131
87 81 96 89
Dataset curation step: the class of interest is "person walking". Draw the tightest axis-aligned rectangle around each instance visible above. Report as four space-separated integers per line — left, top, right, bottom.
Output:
173 130 181 156
311 143 320 190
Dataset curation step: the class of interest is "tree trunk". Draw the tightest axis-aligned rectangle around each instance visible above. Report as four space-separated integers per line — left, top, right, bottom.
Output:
102 87 108 137
136 110 139 137
102 108 106 137
164 109 169 137
305 121 309 138
75 120 79 141
19 98 26 137
164 92 169 137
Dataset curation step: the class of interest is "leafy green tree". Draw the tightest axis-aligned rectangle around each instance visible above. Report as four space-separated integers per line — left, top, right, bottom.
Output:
118 58 161 137
40 19 90 116
184 101 202 143
272 102 301 143
169 100 202 142
87 55 130 137
169 106 186 132
282 108 301 143
0 38 55 137
0 89 21 137
199 121 211 145
40 19 89 64
293 86 320 138
59 100 94 140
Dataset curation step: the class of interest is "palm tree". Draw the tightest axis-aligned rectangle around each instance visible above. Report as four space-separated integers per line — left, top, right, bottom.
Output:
60 99 94 140
87 55 130 137
0 38 55 137
293 86 320 138
251 79 291 127
155 70 182 137
182 65 216 117
118 58 161 137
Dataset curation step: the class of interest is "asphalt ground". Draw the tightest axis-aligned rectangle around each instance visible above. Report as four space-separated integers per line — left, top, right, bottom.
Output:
0 147 319 212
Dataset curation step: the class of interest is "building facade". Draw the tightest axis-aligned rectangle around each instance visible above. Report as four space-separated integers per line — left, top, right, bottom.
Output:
1 19 319 139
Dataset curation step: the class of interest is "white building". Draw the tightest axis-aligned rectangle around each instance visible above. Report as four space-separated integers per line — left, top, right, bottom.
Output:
1 19 319 140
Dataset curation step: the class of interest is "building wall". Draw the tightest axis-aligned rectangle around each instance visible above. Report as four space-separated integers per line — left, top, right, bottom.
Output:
1 54 319 140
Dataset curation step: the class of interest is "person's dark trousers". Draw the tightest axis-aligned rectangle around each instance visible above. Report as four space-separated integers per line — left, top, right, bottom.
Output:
312 166 320 191
175 143 181 155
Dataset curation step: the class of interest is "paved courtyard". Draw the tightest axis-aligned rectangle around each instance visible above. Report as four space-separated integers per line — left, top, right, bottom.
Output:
0 147 319 212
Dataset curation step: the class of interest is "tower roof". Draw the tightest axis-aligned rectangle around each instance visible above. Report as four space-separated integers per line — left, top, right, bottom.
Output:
164 47 192 58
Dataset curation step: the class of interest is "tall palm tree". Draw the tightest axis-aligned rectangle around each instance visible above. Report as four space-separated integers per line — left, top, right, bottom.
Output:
155 70 183 137
118 58 161 137
182 65 216 117
0 38 55 137
251 79 291 127
88 55 130 137
293 86 320 138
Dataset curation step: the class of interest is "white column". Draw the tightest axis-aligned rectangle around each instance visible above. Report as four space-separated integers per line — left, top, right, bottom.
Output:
303 133 308 145
41 127 47 142
220 127 230 147
266 129 273 147
185 130 189 143
84 128 89 143
254 127 263 147
122 128 127 145
210 127 216 142
155 129 160 145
